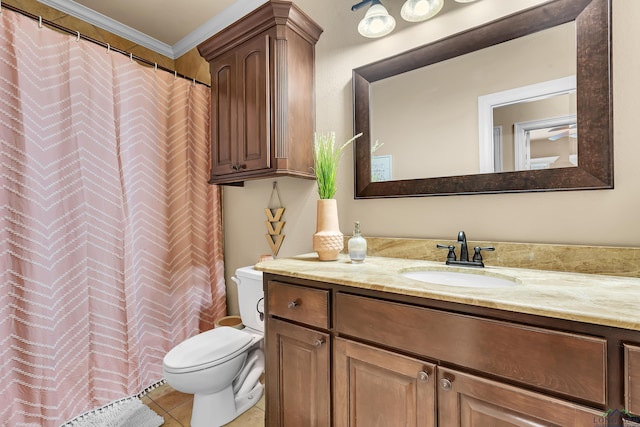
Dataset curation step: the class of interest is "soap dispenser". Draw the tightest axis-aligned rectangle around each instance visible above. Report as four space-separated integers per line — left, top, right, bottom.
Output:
348 221 367 263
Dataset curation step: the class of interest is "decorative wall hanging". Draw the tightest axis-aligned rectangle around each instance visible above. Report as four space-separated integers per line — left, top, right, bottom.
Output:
265 182 285 256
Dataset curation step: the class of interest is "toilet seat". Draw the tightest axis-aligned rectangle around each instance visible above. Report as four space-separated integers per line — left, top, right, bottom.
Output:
163 326 254 374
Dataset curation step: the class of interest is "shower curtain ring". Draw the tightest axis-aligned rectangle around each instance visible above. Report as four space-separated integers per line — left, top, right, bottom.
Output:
154 63 158 72
38 16 42 28
174 71 177 80
76 31 80 42
129 53 133 63
106 43 110 54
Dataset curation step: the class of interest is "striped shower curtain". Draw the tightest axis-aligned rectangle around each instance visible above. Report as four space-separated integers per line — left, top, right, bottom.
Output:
0 10 226 426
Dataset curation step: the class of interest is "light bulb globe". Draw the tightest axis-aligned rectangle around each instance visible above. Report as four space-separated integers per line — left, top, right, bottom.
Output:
401 0 444 22
358 3 396 38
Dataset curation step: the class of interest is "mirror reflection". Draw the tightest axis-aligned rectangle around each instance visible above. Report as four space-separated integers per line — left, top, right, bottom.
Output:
482 79 577 173
369 21 576 182
499 108 577 172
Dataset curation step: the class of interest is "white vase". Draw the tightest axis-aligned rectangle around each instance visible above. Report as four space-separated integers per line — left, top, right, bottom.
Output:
312 199 343 261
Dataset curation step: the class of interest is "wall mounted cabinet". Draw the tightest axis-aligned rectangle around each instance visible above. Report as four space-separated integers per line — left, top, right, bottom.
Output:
198 1 323 185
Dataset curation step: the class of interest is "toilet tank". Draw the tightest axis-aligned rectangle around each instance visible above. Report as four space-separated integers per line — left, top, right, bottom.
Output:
233 266 264 333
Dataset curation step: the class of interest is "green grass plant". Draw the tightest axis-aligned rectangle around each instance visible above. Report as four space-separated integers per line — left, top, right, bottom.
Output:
313 131 362 199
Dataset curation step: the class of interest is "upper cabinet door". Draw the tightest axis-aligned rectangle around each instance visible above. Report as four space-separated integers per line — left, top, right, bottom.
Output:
209 50 237 177
236 33 270 174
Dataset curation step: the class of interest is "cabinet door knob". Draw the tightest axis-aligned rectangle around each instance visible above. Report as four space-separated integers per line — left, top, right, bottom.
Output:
440 378 453 391
313 338 324 347
418 371 430 382
288 300 299 309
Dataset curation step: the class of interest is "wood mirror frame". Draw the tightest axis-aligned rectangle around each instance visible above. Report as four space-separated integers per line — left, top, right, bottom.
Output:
353 0 612 198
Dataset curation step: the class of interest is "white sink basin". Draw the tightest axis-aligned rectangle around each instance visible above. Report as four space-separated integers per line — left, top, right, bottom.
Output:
400 269 517 288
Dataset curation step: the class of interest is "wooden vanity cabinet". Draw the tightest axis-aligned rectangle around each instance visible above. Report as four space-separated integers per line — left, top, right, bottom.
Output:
265 281 331 426
198 2 323 185
264 273 627 426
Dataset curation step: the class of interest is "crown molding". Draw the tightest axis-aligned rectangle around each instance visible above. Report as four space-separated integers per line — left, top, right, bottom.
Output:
173 0 269 58
37 0 269 60
36 0 174 57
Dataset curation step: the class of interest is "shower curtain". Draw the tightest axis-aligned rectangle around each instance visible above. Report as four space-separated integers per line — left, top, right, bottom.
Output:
0 10 226 426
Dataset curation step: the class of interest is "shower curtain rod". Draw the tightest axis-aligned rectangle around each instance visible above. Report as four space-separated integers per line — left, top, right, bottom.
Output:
0 2 210 87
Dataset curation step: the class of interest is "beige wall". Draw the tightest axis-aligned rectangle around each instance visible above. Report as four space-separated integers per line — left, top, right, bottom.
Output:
18 0 636 315
223 0 640 314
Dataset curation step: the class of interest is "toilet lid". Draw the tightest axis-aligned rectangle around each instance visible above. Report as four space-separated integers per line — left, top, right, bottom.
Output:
163 326 253 373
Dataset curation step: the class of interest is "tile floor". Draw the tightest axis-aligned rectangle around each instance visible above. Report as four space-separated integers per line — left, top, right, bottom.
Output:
142 383 265 427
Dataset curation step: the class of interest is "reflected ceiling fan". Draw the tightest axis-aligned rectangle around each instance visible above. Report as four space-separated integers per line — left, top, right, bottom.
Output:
547 124 577 141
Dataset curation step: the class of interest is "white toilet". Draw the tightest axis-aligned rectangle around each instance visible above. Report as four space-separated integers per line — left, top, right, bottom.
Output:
162 266 265 427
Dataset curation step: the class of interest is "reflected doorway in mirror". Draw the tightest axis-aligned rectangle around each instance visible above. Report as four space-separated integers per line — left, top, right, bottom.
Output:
513 114 577 171
478 76 576 174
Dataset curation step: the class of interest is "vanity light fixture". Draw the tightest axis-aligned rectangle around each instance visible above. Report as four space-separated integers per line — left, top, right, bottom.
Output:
351 0 396 38
401 0 444 22
352 0 481 38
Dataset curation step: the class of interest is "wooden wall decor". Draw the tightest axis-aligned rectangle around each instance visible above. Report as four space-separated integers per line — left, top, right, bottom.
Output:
265 182 285 256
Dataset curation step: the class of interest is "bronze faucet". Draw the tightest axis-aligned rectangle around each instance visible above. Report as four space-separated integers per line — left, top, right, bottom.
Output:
437 231 494 267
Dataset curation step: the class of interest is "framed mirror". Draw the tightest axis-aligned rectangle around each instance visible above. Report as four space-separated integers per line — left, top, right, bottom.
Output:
353 0 612 198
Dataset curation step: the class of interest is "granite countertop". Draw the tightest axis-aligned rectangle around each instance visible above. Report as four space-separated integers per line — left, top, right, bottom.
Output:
255 253 640 331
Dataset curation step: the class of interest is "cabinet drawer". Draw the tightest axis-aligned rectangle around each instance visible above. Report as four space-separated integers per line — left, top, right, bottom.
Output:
267 281 329 329
625 344 640 414
336 293 607 405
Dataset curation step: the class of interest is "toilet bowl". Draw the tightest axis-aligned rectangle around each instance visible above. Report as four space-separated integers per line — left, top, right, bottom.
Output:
162 266 264 427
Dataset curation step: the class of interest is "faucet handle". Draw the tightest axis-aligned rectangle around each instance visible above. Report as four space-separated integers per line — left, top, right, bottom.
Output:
436 244 457 262
472 246 495 263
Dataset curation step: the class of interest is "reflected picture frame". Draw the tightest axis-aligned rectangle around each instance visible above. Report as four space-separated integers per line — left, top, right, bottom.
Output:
371 155 393 182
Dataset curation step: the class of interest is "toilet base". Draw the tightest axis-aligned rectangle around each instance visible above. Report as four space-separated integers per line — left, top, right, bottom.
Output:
190 382 264 427
234 382 264 420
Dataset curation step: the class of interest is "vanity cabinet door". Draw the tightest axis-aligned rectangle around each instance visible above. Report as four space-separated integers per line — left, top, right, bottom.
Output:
437 367 603 427
625 344 640 414
334 338 436 427
266 317 330 427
